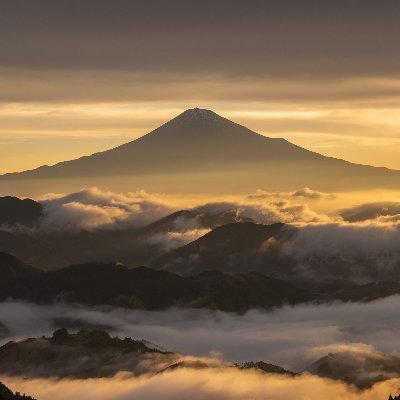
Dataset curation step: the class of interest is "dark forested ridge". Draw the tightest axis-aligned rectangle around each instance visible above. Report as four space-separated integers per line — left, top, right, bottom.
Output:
235 361 295 376
0 328 177 378
0 328 297 380
0 261 311 312
1 251 400 312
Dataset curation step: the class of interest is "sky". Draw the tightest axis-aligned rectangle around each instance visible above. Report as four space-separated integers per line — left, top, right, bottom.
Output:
1 0 400 173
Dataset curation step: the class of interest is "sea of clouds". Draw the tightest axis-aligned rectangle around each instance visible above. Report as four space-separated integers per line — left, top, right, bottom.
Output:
2 297 400 399
1 297 400 371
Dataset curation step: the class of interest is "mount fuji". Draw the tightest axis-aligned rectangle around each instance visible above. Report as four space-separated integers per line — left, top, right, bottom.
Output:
1 108 399 195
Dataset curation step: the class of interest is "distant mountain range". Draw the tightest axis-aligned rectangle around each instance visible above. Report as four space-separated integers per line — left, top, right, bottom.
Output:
1 108 399 195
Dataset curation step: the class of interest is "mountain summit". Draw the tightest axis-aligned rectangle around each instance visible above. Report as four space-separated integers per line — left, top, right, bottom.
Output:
1 108 399 195
170 108 232 127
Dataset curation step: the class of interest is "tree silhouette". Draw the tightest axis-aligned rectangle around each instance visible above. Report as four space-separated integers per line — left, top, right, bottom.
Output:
0 381 36 400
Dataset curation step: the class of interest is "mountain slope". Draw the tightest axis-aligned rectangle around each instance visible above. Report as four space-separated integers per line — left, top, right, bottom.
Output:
0 206 257 270
0 231 68 270
151 222 297 276
307 350 400 388
1 108 324 178
0 252 40 282
1 108 399 194
0 196 43 228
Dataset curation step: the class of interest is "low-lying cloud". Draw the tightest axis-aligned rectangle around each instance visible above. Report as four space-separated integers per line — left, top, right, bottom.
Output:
283 222 400 282
2 298 400 396
147 229 211 252
3 188 400 281
2 368 400 400
194 199 332 226
20 187 335 236
2 297 400 372
39 187 174 232
341 201 400 222
248 187 336 201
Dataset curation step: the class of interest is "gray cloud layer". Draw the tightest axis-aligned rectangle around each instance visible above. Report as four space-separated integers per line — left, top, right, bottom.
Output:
2 297 400 372
1 0 400 79
341 202 400 222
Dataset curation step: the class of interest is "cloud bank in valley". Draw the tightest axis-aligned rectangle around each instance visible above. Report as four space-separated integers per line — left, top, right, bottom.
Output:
248 187 336 201
38 188 174 232
1 297 400 372
282 222 400 282
341 201 400 222
34 187 336 234
2 298 400 398
2 369 400 400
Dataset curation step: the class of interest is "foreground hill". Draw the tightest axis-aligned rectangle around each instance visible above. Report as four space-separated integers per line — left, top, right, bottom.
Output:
0 329 295 381
0 328 178 378
1 108 399 195
0 329 397 389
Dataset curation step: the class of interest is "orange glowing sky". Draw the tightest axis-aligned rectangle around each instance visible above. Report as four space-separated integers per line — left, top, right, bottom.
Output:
1 0 400 173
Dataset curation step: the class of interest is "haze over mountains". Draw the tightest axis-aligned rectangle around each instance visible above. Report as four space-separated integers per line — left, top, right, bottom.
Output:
1 108 399 196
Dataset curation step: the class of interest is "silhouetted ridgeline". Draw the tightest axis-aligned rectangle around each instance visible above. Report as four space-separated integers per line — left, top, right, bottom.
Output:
2 250 400 312
235 361 295 376
0 197 42 228
0 328 178 378
0 382 36 400
0 260 311 312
